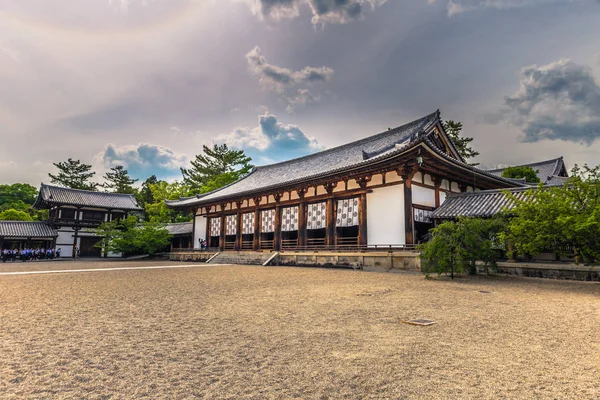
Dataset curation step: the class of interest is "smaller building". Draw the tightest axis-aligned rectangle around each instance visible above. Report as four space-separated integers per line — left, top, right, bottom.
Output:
164 222 193 251
0 221 58 250
33 184 143 258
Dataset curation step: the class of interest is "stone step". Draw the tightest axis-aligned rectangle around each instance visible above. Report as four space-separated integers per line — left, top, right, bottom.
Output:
208 251 275 265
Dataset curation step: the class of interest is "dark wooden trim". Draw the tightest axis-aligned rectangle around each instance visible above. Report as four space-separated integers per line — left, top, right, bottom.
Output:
358 193 367 246
326 198 335 246
253 208 261 251
219 215 225 251
191 208 197 249
274 204 282 251
235 211 242 251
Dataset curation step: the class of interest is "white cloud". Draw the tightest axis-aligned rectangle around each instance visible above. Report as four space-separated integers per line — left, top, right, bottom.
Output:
98 142 189 179
493 59 600 145
244 0 387 25
215 111 322 162
439 0 581 17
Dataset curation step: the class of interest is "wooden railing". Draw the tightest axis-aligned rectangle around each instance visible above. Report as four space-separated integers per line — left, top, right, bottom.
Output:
307 238 326 246
337 237 358 246
241 240 253 250
260 240 274 250
281 239 298 250
224 241 235 250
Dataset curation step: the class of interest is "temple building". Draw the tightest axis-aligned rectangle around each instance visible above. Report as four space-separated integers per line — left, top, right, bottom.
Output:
166 110 528 251
33 184 143 257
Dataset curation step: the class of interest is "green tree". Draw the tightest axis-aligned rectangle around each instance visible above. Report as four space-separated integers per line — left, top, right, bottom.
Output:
0 183 47 220
501 166 541 183
181 144 253 192
420 217 504 278
502 164 600 264
94 216 172 256
0 208 33 221
102 165 138 194
443 120 480 162
145 181 191 223
49 158 98 191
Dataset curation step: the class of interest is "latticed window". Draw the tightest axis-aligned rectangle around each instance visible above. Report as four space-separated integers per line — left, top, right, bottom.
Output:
307 202 326 230
281 206 299 232
242 212 254 234
225 215 237 235
210 218 221 237
336 198 359 227
261 209 275 233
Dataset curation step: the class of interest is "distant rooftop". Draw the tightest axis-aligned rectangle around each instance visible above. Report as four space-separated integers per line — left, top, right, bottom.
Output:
0 221 58 239
487 157 568 183
34 184 142 211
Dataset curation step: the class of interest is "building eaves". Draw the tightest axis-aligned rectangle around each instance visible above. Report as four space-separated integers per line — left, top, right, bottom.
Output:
0 221 58 238
34 184 142 211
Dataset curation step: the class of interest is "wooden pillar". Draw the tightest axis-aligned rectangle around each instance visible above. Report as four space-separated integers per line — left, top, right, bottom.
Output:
297 188 308 248
235 202 243 251
72 228 79 258
324 182 337 247
273 193 283 251
191 208 197 249
358 193 368 246
356 177 371 247
432 176 442 208
253 197 261 251
219 204 226 251
400 166 416 245
0 236 4 250
459 183 468 193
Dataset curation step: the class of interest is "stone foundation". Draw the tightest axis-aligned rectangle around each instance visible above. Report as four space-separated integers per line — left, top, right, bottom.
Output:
494 262 600 282
277 251 421 271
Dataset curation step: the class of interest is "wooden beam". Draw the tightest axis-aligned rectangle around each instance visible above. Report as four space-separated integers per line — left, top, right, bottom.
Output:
399 165 417 245
273 193 283 251
358 192 368 246
253 197 261 251
219 214 225 251
297 187 308 247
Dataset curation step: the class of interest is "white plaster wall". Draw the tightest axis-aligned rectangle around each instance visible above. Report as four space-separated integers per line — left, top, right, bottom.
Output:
423 174 434 186
451 182 460 192
441 179 450 190
440 191 447 205
367 184 405 246
194 215 208 249
412 185 436 207
56 228 76 257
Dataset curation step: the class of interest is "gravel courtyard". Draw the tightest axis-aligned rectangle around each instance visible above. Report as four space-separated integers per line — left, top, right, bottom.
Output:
0 261 598 399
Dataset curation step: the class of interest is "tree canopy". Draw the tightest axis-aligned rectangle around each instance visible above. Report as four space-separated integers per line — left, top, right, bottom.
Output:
0 208 33 221
102 165 138 194
443 120 480 162
0 183 47 221
502 164 600 264
420 216 503 278
49 158 98 191
144 181 192 223
501 166 540 183
181 144 253 193
94 216 172 256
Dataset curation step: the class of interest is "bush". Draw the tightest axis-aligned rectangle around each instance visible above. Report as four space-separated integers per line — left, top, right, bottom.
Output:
420 217 504 278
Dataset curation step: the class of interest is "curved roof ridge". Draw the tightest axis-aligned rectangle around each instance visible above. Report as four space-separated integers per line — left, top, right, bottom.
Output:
252 111 439 172
40 183 137 197
486 156 564 173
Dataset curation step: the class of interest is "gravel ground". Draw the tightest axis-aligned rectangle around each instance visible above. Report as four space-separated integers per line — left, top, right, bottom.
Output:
0 262 598 399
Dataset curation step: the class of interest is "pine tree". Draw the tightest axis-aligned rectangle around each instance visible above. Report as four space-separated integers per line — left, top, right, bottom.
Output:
102 165 138 194
181 144 253 192
443 121 480 162
48 158 98 191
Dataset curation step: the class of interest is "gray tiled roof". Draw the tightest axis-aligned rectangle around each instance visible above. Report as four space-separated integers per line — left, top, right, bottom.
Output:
487 157 567 183
0 221 58 238
168 111 439 207
167 111 521 209
164 222 193 236
34 184 142 211
434 187 534 219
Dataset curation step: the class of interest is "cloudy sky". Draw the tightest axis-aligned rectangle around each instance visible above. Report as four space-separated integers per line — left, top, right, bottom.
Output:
1 0 600 185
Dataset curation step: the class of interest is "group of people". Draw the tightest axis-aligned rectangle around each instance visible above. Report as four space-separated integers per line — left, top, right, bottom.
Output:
1 247 61 262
